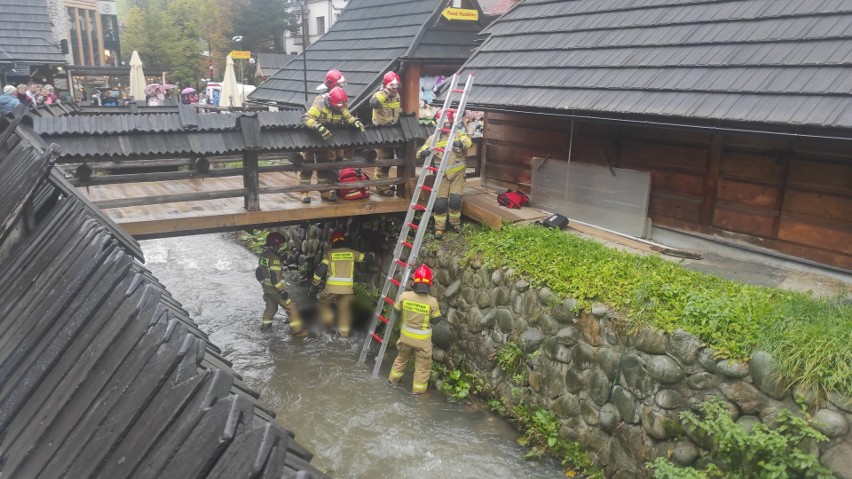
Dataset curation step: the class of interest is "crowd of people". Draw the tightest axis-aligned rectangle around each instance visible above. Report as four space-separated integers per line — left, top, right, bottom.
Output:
0 83 60 113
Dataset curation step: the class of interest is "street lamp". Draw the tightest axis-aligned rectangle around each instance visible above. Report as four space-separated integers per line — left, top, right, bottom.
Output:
232 35 245 103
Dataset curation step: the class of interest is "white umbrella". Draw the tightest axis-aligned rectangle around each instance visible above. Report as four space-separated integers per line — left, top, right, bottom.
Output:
219 55 242 108
128 51 146 102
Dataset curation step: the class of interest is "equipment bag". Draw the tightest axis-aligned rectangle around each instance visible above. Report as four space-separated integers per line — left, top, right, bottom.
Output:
497 189 530 209
539 213 569 229
337 168 370 200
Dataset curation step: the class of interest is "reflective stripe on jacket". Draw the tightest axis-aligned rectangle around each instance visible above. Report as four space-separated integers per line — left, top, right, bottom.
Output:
417 132 472 174
303 99 356 130
314 247 365 295
259 250 286 290
371 89 400 125
395 291 441 340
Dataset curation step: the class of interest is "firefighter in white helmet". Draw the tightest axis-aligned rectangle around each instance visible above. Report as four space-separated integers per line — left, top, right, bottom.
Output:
388 265 442 395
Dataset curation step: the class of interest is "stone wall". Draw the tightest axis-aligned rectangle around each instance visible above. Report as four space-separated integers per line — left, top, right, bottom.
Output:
271 220 852 478
414 246 852 478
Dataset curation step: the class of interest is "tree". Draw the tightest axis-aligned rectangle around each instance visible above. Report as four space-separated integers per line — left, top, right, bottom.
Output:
230 0 299 53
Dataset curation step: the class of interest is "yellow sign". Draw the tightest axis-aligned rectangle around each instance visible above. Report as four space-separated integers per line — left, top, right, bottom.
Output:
229 50 251 60
442 7 479 21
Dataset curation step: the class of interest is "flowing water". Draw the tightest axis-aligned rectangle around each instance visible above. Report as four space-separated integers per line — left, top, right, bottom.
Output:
142 233 564 479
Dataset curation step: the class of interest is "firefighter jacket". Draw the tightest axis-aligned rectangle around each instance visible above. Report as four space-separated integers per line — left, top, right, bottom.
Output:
312 246 365 295
370 88 400 125
303 100 357 130
258 249 286 291
395 290 442 341
418 131 472 175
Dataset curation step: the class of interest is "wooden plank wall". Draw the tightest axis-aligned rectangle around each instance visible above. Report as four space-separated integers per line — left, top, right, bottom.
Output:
483 111 852 269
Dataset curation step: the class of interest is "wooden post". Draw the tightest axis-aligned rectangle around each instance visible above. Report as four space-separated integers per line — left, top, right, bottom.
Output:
238 113 261 211
402 63 421 115
398 139 417 199
700 132 723 225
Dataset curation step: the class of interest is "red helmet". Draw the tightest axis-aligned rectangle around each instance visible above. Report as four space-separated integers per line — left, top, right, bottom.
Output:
435 108 454 124
265 232 286 247
325 69 346 89
382 71 401 90
327 87 348 109
413 265 433 286
330 230 345 244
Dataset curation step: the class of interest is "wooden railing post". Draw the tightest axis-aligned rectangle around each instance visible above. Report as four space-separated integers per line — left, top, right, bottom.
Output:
238 113 261 211
398 139 417 199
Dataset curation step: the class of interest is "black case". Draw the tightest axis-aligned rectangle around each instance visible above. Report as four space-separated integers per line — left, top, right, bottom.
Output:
540 214 569 229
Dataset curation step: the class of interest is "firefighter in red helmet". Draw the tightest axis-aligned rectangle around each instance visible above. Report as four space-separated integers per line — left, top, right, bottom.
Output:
417 109 472 239
388 264 442 395
301 86 365 203
369 71 402 196
256 232 305 335
310 230 368 337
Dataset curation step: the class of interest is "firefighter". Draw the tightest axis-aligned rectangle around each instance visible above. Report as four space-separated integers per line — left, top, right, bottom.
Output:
387 265 442 395
315 69 346 95
310 230 366 337
301 87 365 203
417 109 472 239
257 232 305 335
369 71 401 196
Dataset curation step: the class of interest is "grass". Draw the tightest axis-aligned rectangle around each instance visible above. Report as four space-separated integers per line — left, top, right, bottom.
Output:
464 224 852 396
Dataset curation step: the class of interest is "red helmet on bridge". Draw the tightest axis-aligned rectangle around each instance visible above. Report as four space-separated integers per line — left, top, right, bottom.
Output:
325 69 346 89
413 265 433 286
265 232 286 248
330 230 345 244
327 87 348 109
382 71 401 90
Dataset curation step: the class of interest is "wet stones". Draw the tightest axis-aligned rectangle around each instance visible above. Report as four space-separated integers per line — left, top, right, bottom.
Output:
646 356 685 385
542 337 571 364
655 389 683 410
612 386 639 424
578 312 603 346
431 321 455 350
668 329 702 365
812 409 849 438
518 328 544 353
748 351 788 400
687 372 719 390
495 308 513 333
552 298 576 323
716 359 749 379
633 327 668 355
443 279 461 298
821 441 852 479
572 342 596 371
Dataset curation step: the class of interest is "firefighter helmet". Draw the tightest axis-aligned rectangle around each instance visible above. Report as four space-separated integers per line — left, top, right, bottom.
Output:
382 71 401 89
413 265 433 286
325 69 346 88
435 108 454 124
327 87 348 109
330 230 345 244
265 232 286 247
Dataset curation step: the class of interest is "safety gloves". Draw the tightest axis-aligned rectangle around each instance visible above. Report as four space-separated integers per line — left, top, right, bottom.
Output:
353 119 366 132
317 125 332 140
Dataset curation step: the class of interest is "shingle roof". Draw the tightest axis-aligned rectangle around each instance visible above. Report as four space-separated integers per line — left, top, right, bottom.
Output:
457 0 852 129
0 118 327 479
249 0 483 109
257 52 294 78
0 0 66 64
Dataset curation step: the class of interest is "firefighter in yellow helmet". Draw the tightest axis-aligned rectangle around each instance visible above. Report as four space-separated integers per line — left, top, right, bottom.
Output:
301 86 365 204
369 71 402 196
257 232 305 335
417 109 472 239
388 265 442 395
311 230 366 337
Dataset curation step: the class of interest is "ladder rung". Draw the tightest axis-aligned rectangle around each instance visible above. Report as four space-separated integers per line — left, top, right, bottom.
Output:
383 295 395 305
412 204 426 211
377 314 388 324
371 332 383 343
395 259 407 268
401 241 412 248
421 185 432 192
451 89 464 93
434 147 445 153
389 278 401 287
408 222 419 229
426 166 439 173
446 108 457 112
440 128 451 133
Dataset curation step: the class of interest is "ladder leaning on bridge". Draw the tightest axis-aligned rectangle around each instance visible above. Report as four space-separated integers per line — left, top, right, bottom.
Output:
357 74 475 377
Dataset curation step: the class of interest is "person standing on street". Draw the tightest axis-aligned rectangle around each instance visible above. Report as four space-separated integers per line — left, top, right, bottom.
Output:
388 265 442 395
257 232 306 335
310 231 367 337
369 71 402 196
0 85 21 113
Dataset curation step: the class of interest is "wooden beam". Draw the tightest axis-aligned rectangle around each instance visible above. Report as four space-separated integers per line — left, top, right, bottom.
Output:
243 150 260 211
69 167 245 186
260 178 403 195
700 132 722 225
94 189 247 209
402 63 421 115
397 140 417 198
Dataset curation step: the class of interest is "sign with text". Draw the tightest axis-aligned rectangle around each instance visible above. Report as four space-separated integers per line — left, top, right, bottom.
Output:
442 7 478 21
229 50 251 60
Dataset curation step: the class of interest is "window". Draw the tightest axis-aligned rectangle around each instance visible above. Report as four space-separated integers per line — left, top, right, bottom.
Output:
316 16 325 35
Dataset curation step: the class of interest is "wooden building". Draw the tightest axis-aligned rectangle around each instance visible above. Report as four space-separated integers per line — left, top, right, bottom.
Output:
454 0 852 270
248 0 486 116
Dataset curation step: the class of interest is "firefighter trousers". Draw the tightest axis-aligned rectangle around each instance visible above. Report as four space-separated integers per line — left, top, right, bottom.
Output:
317 289 354 337
388 335 433 394
434 167 466 232
262 285 304 333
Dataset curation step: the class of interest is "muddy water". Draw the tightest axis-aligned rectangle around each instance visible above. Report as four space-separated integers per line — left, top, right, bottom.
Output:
142 234 563 478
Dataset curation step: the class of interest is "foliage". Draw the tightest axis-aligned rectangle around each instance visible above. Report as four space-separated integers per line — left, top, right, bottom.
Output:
239 229 269 254
512 404 602 478
430 363 485 399
648 458 715 479
464 225 852 395
496 342 525 375
648 400 834 479
231 0 299 54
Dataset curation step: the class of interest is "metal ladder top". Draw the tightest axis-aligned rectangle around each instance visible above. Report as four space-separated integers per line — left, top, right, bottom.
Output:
357 74 475 377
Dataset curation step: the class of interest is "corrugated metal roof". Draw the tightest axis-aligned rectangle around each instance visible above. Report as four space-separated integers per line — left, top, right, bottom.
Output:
456 0 852 129
249 0 483 109
0 114 327 479
0 0 66 64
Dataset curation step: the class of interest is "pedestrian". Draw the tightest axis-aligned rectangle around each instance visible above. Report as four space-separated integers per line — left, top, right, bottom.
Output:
369 71 402 196
387 265 442 395
27 83 40 105
256 232 306 335
16 84 30 105
42 85 59 105
301 86 365 203
310 231 367 337
417 109 472 239
0 85 21 113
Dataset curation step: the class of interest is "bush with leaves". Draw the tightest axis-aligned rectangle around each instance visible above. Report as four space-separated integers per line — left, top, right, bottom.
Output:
648 399 834 479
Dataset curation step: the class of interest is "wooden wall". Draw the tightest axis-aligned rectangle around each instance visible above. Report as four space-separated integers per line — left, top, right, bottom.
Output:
483 111 852 269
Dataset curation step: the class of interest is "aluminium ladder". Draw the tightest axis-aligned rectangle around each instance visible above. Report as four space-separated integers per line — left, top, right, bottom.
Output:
357 73 475 377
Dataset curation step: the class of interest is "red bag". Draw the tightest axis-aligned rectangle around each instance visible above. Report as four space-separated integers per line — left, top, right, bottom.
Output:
337 168 370 200
497 189 529 209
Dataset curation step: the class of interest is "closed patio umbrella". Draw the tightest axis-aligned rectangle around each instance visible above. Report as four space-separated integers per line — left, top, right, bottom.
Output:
128 51 146 102
219 55 242 108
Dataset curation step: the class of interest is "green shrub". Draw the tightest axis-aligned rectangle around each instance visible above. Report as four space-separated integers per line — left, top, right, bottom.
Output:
464 225 852 395
430 363 484 399
648 399 834 479
512 405 602 478
239 229 269 254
